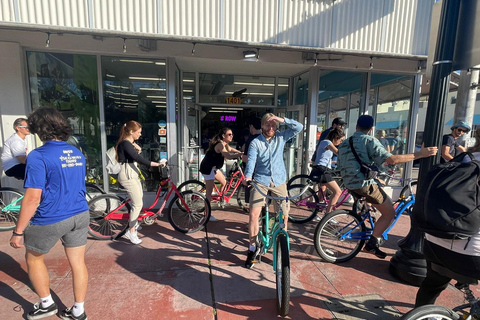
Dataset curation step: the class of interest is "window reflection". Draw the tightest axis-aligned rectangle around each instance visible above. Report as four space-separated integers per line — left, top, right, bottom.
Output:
27 51 101 185
101 57 167 192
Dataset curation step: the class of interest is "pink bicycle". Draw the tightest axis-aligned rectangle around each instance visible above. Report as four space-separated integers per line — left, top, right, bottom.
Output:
287 180 351 223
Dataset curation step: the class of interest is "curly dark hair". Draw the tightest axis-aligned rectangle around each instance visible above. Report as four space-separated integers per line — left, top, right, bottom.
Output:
27 107 73 142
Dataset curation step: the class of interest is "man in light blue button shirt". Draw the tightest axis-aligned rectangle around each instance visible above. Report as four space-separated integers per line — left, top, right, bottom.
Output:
243 113 303 268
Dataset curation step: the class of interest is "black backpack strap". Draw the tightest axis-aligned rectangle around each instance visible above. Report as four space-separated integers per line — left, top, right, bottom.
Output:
349 137 364 167
452 151 475 163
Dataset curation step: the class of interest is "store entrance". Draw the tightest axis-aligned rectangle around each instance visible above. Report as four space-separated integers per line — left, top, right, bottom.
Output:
182 105 305 183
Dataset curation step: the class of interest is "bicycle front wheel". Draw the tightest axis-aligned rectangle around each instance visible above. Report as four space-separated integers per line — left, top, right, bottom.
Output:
276 232 290 317
314 209 366 263
236 184 249 213
286 174 310 189
400 305 460 320
168 190 211 233
288 184 319 223
88 194 130 240
85 183 106 202
177 180 206 193
0 188 24 231
399 181 418 200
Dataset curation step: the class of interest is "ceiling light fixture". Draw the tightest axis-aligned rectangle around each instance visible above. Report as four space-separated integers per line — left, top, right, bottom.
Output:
139 87 166 91
369 56 374 70
155 61 166 65
45 32 51 48
191 42 196 56
256 48 260 62
118 59 154 64
123 38 127 53
129 76 165 81
243 50 257 58
314 53 318 66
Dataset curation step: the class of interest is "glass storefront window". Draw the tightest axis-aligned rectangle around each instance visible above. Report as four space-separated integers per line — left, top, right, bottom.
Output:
101 57 167 191
198 73 275 105
278 78 289 107
27 51 101 185
294 72 309 105
371 74 414 183
183 72 195 102
318 71 362 134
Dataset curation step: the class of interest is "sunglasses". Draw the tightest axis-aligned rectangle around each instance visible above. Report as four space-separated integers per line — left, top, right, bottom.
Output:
18 126 29 129
226 133 233 136
456 128 467 133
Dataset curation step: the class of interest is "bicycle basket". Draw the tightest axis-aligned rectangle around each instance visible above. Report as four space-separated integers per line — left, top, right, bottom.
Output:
150 165 169 181
228 162 239 176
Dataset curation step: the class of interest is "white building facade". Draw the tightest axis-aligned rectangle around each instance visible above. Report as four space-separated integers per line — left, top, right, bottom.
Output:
0 0 434 192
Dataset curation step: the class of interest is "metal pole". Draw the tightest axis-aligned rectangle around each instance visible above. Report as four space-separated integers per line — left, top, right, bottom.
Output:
389 0 461 286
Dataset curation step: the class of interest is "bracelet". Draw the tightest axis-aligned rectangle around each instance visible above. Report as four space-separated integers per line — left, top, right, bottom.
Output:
12 231 24 237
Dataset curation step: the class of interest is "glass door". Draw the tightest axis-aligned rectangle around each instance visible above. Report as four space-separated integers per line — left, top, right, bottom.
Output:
179 100 201 182
277 105 305 180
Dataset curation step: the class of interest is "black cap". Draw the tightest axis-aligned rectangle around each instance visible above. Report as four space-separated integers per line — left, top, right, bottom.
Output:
357 115 374 129
332 117 347 126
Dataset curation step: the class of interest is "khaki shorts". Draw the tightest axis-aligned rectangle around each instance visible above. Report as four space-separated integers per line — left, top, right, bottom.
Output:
250 182 289 215
349 183 388 205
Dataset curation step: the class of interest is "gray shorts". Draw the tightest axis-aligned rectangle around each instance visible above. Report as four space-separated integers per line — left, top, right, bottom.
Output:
24 211 89 254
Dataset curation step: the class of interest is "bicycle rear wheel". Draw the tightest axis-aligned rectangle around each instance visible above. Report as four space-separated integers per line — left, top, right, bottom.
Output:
400 305 460 320
276 232 290 317
314 209 366 263
168 190 211 233
236 184 249 213
88 194 130 240
0 188 24 231
287 184 319 223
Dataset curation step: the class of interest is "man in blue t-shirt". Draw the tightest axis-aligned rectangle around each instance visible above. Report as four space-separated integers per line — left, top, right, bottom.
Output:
9 107 89 320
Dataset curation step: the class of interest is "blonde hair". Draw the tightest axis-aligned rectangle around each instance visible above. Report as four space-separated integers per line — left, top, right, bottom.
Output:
261 113 276 127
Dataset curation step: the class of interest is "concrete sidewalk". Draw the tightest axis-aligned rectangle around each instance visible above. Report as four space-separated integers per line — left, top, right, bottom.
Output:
1 205 476 319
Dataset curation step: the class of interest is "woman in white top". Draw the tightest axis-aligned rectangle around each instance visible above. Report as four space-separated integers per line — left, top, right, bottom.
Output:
310 129 345 213
415 127 480 307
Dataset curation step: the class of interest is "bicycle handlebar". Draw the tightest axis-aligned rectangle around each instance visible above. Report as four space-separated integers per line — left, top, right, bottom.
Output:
246 180 310 201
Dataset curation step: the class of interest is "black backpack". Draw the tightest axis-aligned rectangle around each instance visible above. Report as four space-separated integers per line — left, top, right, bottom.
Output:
413 152 480 240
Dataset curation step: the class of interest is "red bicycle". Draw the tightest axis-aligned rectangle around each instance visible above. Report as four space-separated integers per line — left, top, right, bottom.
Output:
88 166 211 239
177 159 248 212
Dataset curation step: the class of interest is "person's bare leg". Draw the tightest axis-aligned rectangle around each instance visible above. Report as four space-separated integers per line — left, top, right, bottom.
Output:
64 245 88 303
25 250 51 298
214 171 227 196
248 206 262 246
370 197 395 239
325 181 342 213
205 179 215 202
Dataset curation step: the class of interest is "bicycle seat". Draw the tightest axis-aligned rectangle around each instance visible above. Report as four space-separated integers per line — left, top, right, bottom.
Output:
431 262 478 285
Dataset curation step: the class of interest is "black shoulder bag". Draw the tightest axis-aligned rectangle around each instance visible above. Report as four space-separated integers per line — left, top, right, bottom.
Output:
348 137 378 180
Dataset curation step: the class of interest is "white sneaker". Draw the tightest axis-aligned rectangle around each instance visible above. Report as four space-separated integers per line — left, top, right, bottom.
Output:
124 230 142 244
209 215 218 222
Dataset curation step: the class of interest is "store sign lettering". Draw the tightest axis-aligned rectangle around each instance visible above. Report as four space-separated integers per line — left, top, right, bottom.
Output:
220 116 236 122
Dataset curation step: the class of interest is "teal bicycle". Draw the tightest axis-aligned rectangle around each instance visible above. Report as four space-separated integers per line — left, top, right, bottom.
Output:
248 180 310 317
0 187 24 231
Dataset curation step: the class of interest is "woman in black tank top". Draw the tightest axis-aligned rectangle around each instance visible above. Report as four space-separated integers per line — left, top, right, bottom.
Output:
199 127 243 221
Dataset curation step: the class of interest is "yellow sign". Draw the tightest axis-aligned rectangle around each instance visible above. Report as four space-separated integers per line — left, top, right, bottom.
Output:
225 97 241 104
